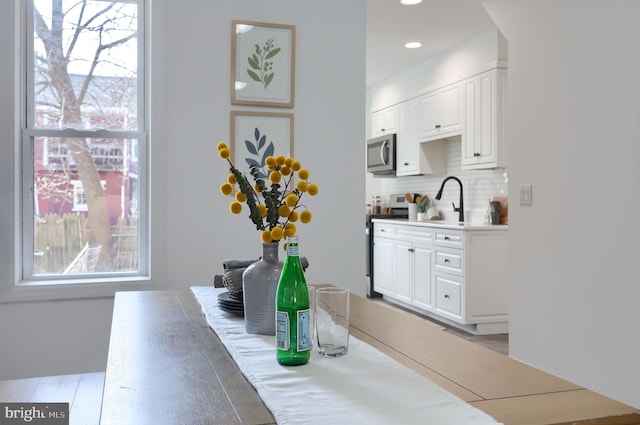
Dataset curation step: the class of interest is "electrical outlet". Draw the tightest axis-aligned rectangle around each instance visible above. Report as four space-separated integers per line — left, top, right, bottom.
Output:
519 184 532 206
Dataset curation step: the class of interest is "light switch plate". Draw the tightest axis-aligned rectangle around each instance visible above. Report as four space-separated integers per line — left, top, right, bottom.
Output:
519 184 532 206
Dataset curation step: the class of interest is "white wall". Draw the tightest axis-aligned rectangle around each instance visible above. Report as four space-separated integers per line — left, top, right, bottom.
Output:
0 0 366 380
482 0 640 408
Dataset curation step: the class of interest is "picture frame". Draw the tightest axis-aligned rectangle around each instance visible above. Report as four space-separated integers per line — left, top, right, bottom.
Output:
230 111 294 178
231 20 296 107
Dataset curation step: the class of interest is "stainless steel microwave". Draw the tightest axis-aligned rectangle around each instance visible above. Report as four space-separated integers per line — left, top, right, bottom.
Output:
367 133 396 175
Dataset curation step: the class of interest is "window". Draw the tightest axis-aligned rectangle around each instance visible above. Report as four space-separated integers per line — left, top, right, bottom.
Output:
22 0 147 280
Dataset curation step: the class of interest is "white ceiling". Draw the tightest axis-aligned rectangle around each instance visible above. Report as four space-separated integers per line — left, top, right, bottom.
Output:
366 0 497 87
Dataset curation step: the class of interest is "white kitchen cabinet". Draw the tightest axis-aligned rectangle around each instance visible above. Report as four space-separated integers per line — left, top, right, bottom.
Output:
462 68 507 169
393 226 434 308
416 83 462 142
371 220 508 335
372 223 395 297
395 101 418 176
395 100 447 177
371 105 399 137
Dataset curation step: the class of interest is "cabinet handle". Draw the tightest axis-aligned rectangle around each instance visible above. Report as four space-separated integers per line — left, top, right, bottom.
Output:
408 248 414 252
444 294 450 299
474 152 481 157
404 162 409 166
444 236 450 240
444 259 450 263
435 124 441 129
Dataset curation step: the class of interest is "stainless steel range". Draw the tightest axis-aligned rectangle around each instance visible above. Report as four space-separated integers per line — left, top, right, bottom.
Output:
365 193 409 298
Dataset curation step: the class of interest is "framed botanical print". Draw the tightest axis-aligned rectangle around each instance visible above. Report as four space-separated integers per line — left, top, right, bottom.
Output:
230 111 294 178
231 20 296 107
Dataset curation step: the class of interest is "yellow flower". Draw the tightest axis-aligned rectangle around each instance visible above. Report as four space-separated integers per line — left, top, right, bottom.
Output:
230 201 242 214
216 148 318 243
307 184 319 196
280 166 291 176
300 210 312 223
220 182 233 196
285 193 298 207
270 226 284 241
235 190 247 202
278 204 291 217
265 156 276 169
261 230 273 243
284 223 297 237
298 169 309 180
269 171 282 184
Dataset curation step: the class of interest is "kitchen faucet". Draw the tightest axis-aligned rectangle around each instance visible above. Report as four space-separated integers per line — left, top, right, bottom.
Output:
435 176 465 222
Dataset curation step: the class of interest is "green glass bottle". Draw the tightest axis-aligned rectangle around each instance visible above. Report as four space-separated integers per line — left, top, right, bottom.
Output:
275 236 311 366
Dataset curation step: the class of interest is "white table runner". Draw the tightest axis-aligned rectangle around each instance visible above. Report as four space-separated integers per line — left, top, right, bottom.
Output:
191 286 502 425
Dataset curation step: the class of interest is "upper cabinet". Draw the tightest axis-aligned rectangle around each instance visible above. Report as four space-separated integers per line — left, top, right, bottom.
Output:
461 68 507 169
371 105 398 137
396 100 447 177
416 83 462 142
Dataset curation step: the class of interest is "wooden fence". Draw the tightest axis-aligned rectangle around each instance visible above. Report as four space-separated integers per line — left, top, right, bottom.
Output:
34 213 138 274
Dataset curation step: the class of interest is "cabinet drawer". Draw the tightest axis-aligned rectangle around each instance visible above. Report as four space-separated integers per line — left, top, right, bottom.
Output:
435 249 463 276
396 225 432 241
434 229 463 248
373 223 395 237
435 274 462 318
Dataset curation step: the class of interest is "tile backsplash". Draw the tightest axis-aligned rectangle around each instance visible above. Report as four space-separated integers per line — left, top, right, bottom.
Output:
378 138 508 223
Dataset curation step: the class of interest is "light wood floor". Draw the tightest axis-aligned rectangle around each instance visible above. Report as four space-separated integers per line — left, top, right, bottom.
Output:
0 371 104 425
0 294 637 425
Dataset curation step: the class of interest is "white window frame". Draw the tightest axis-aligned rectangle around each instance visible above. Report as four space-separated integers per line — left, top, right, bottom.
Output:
0 0 154 301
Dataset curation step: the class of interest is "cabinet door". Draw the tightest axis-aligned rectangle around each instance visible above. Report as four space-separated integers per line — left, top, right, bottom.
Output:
417 83 462 141
462 77 480 165
371 106 398 137
412 242 433 310
373 237 394 296
393 239 413 303
462 68 506 169
438 84 462 134
476 73 498 165
416 91 439 140
396 101 418 176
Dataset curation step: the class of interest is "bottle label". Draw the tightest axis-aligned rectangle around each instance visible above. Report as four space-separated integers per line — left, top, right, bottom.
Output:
276 311 290 351
297 309 311 352
287 243 299 257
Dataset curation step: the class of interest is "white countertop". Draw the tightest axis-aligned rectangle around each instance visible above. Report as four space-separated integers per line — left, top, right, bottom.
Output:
371 217 508 231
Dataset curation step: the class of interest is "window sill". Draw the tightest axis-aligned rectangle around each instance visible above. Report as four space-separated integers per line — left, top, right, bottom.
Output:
0 276 155 303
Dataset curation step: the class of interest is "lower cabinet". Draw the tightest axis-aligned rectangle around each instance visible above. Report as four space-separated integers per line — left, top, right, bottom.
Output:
372 220 508 334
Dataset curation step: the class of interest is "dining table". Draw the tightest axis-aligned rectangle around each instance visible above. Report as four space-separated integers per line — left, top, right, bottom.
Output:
99 287 504 425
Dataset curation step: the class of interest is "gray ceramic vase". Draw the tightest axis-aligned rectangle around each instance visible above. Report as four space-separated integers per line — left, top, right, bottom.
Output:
242 242 282 335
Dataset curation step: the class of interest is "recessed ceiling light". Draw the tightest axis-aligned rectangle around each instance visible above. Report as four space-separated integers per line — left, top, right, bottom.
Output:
404 42 422 49
400 0 422 5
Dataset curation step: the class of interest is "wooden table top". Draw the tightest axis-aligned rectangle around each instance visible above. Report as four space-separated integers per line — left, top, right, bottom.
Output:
101 289 640 425
100 290 275 425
